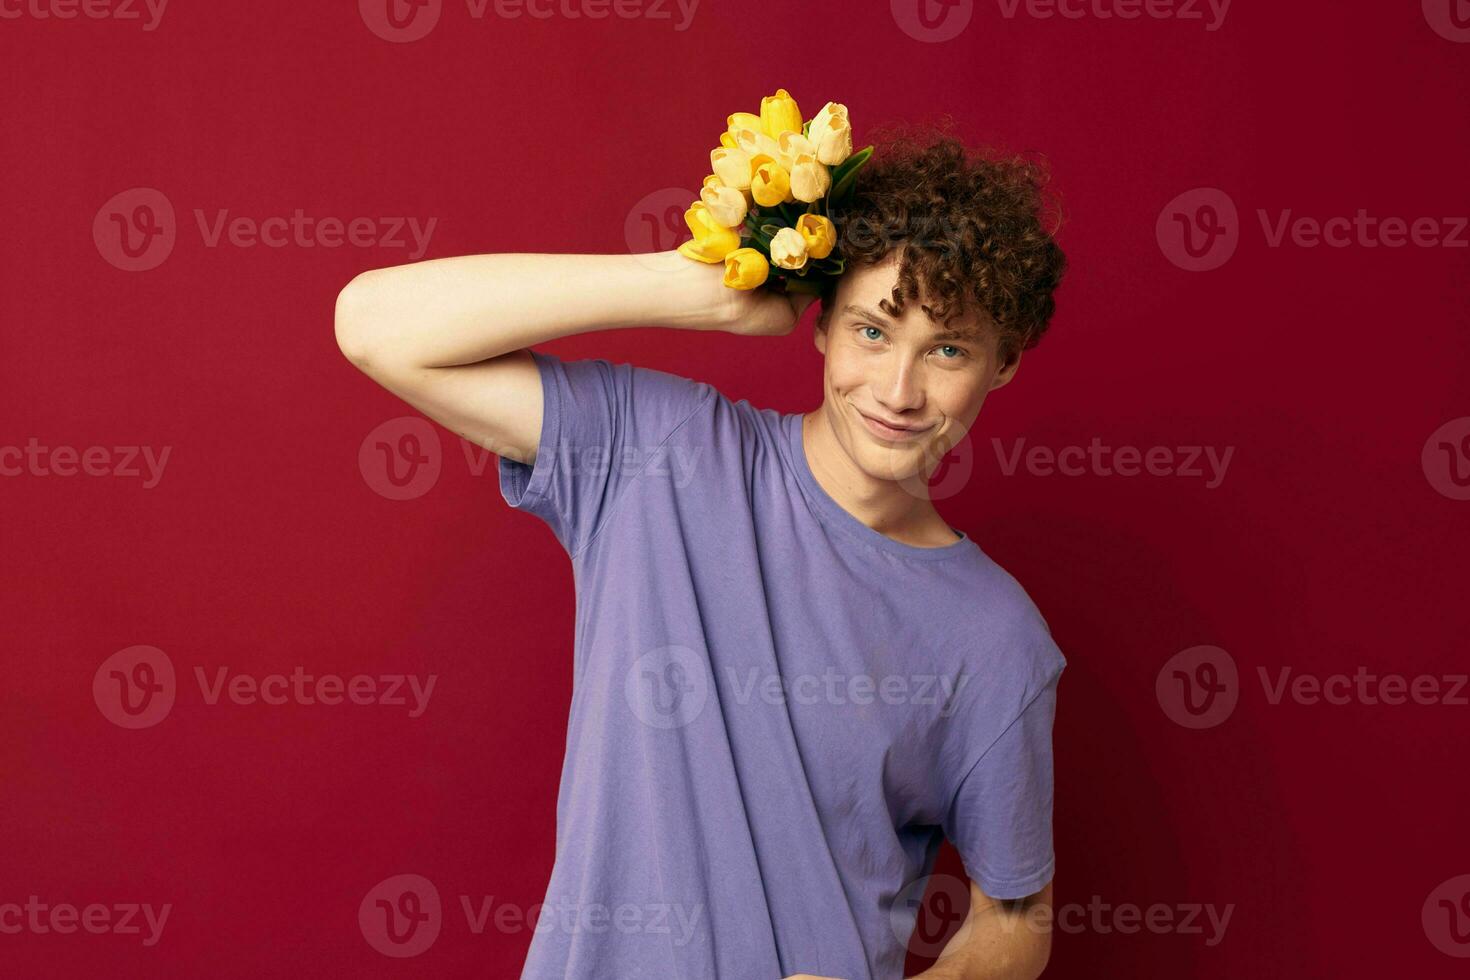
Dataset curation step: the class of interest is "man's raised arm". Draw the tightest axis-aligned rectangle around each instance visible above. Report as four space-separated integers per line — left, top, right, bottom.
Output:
333 250 812 464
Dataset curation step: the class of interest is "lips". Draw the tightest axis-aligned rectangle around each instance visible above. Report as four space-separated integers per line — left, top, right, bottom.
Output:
856 408 932 441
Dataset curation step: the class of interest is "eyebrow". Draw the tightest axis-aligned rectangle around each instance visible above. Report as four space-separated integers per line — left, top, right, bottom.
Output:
841 303 982 344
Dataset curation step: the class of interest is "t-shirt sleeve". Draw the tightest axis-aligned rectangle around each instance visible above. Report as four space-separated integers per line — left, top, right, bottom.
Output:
942 668 1063 900
497 348 712 558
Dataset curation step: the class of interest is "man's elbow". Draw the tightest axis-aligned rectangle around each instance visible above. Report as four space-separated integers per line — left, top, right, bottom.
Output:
334 272 381 371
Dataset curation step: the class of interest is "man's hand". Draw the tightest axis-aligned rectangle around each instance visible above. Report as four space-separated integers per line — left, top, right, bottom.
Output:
672 248 821 337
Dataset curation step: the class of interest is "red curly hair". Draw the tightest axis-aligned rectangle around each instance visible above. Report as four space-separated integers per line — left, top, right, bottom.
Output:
820 116 1067 364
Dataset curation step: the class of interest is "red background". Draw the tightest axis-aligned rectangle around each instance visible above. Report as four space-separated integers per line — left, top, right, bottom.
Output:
3 1 1469 976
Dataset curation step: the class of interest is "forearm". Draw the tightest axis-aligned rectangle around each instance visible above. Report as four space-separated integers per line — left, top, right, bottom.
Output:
335 249 728 369
909 895 1051 980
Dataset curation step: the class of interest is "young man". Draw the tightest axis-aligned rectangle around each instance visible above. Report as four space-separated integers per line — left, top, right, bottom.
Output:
335 133 1068 980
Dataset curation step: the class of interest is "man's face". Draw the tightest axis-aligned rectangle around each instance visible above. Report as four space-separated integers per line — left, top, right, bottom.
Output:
812 252 1021 485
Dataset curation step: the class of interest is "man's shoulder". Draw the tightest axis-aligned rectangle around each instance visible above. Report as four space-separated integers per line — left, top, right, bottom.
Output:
956 551 1066 679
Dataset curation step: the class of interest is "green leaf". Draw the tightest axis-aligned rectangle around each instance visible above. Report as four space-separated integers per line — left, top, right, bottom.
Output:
759 223 784 238
783 277 825 295
827 145 874 205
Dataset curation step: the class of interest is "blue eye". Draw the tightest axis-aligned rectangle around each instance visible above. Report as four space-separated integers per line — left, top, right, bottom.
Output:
937 345 963 359
861 325 883 341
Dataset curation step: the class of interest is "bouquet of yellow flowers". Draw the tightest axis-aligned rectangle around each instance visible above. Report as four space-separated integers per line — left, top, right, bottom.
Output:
677 87 874 294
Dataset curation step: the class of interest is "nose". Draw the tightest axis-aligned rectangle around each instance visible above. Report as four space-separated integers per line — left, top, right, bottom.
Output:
873 356 925 416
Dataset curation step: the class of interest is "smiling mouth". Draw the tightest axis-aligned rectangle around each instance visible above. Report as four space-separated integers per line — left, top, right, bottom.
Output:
855 408 933 440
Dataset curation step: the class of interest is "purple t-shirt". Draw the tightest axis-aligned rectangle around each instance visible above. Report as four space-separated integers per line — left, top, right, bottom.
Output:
498 349 1066 980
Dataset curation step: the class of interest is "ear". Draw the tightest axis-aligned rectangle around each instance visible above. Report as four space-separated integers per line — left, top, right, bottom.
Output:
812 303 830 356
988 347 1023 392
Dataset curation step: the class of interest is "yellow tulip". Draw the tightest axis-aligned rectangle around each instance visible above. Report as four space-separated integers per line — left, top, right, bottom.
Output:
700 175 748 228
733 126 781 163
719 131 738 150
789 154 832 203
776 130 817 172
796 213 836 259
711 145 754 191
808 101 852 166
749 154 792 207
760 87 803 141
727 111 763 137
722 247 769 290
676 201 741 263
769 227 809 270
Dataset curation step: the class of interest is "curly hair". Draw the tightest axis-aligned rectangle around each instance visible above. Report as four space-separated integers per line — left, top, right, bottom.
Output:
821 116 1067 363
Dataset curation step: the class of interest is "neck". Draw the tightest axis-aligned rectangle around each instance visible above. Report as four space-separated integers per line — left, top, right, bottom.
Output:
801 407 959 546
